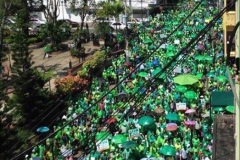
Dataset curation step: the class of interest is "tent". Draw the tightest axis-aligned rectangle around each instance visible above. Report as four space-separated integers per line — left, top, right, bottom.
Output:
211 91 234 106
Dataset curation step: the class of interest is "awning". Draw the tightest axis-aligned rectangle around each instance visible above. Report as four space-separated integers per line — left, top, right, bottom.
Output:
211 91 234 106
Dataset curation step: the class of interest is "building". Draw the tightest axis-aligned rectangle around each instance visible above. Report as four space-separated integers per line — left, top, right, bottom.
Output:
222 0 236 57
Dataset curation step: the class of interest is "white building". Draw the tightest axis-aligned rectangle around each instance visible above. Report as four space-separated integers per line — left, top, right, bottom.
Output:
32 0 157 22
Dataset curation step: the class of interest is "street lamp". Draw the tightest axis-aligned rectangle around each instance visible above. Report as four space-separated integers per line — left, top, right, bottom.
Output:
61 0 64 20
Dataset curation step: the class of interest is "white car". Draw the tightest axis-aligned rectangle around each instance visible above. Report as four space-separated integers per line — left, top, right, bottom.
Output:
110 22 127 30
29 18 45 30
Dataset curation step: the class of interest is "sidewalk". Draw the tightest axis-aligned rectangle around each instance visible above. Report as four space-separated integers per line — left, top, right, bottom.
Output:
31 40 104 91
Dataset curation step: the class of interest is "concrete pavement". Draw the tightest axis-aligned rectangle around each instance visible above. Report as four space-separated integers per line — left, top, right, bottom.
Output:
31 40 104 91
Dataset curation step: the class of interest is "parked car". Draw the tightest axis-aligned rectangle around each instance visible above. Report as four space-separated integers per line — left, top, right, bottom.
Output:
110 22 127 30
29 18 45 30
94 17 115 23
58 19 79 28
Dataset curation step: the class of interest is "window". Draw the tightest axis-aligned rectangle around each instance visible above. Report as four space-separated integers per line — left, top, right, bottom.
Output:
226 0 235 11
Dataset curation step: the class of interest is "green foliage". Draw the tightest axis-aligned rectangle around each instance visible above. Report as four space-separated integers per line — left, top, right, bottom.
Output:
94 22 113 38
8 3 52 127
38 21 71 50
96 0 124 18
78 50 106 77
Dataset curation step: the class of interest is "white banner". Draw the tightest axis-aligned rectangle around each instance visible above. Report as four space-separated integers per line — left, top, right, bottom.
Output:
96 139 110 152
176 103 187 111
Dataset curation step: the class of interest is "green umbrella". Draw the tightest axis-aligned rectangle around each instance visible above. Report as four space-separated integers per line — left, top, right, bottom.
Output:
175 85 187 93
204 56 213 62
196 73 203 79
226 105 235 113
152 67 161 76
206 72 215 77
166 51 175 57
159 145 176 156
216 75 228 83
121 141 138 149
96 131 110 141
191 33 197 38
173 74 199 85
213 107 225 112
173 21 179 26
166 113 180 121
112 134 127 144
184 90 197 100
144 38 153 44
167 45 175 51
152 68 166 78
174 31 183 37
138 116 155 126
195 55 205 61
90 151 100 158
138 72 148 77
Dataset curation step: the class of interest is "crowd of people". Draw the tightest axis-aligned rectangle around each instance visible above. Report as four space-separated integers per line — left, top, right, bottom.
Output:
25 0 236 160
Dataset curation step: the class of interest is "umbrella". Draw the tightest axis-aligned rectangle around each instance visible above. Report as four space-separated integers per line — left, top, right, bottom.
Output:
117 92 127 100
166 45 175 51
184 91 197 100
90 151 100 159
138 72 148 77
184 121 196 126
196 73 203 79
152 67 161 76
159 145 176 156
185 109 196 114
166 51 175 57
166 123 178 131
152 68 166 79
173 74 199 85
206 72 215 77
138 116 155 126
36 126 50 133
204 56 213 62
154 107 165 114
215 75 228 83
112 134 127 144
96 131 110 141
213 107 225 112
226 105 235 113
106 118 117 124
121 141 138 149
144 38 153 44
166 113 180 121
112 22 122 30
175 85 187 93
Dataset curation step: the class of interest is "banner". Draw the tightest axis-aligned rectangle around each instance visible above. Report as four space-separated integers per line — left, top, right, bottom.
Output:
176 103 187 111
96 139 110 152
129 128 140 138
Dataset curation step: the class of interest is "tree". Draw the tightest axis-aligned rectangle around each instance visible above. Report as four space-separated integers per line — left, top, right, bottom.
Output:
69 0 95 30
9 1 51 127
96 0 124 21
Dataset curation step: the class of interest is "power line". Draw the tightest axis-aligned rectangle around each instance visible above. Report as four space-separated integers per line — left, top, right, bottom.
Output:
9 1 205 159
11 0 232 158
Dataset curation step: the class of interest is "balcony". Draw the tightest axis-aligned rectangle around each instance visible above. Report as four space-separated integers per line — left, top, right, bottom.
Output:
224 11 236 26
